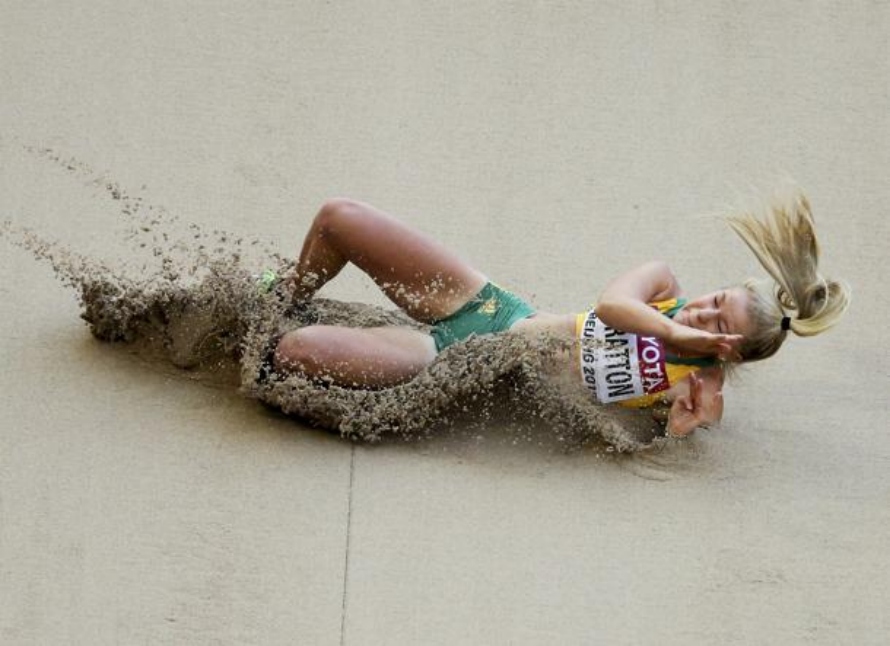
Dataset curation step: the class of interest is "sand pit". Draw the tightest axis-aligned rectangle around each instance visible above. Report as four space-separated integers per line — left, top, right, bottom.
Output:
3 4 888 643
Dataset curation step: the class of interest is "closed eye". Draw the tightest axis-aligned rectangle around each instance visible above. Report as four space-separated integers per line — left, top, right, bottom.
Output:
715 293 725 333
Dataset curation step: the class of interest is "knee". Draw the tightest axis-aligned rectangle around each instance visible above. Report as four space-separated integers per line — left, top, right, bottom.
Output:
314 197 362 237
274 328 322 373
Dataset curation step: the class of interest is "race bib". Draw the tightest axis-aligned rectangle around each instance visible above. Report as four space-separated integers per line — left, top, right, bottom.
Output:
579 309 670 403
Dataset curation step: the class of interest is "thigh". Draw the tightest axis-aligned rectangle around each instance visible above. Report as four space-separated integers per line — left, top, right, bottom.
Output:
275 324 437 388
326 199 488 322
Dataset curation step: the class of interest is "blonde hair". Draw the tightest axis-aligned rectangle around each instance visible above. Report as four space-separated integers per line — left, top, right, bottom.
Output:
727 193 851 362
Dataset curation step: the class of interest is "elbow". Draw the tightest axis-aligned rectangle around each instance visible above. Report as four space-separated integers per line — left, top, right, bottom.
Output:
594 299 619 325
595 297 636 328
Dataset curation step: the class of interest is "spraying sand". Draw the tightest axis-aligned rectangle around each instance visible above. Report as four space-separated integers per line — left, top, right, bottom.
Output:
2 144 665 452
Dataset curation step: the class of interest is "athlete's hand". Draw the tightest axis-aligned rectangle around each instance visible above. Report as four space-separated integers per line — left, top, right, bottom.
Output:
668 323 743 362
666 373 724 438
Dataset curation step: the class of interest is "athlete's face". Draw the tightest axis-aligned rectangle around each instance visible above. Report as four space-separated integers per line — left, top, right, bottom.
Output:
675 287 753 337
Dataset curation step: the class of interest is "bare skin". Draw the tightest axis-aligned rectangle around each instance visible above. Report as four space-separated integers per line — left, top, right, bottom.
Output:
274 198 753 435
275 197 486 387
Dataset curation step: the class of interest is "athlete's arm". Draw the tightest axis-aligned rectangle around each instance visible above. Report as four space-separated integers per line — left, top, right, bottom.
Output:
595 261 681 339
596 261 742 359
666 369 725 437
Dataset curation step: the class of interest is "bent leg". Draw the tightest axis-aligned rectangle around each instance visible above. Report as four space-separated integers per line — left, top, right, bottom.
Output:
290 198 487 322
274 325 437 388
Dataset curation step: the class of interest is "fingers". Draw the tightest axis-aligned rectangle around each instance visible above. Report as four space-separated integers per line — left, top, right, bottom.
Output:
713 390 724 418
676 374 702 413
676 329 744 358
715 333 743 348
691 374 725 419
716 342 743 362
688 373 702 407
704 333 743 361
668 375 724 439
675 394 693 412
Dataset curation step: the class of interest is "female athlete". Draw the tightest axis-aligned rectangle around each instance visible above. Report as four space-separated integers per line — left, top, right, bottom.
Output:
270 195 849 438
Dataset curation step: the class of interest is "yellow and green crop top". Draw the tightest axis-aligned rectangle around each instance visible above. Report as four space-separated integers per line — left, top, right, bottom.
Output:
575 298 716 409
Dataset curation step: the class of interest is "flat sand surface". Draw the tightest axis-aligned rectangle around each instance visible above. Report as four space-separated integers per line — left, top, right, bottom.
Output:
2 2 889 644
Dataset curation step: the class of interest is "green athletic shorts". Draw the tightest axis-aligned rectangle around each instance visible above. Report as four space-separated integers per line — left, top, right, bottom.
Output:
429 282 535 352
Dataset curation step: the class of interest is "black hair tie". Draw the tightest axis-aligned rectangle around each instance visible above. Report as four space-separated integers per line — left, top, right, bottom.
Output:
780 316 791 331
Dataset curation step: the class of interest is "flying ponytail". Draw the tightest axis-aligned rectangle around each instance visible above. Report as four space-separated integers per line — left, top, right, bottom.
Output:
726 193 851 362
